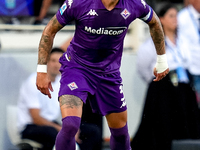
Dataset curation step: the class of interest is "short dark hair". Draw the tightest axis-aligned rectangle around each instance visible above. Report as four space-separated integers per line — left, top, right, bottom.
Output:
50 47 64 54
156 2 177 17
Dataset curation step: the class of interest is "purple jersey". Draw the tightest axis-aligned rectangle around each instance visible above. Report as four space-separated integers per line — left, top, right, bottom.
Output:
56 0 153 73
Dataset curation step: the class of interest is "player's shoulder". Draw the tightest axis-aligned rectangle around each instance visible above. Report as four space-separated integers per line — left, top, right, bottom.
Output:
126 0 151 14
62 0 93 9
128 0 148 7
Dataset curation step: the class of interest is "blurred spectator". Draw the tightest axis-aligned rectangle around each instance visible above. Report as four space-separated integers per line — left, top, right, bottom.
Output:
178 0 200 107
59 36 73 51
131 2 200 150
33 0 65 25
184 0 190 6
33 0 53 24
17 48 64 150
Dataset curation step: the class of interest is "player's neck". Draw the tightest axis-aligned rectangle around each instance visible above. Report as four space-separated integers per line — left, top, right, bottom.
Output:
101 0 119 11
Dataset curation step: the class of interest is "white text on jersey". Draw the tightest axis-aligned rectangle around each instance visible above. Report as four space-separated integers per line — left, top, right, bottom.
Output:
84 26 127 36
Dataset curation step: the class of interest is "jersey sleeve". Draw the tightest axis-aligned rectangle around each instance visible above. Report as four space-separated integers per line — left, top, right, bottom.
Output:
56 0 79 26
136 0 153 23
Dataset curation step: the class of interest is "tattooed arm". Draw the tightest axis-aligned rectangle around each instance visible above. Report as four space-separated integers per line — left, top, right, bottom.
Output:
148 11 165 55
147 11 169 81
38 15 63 65
36 15 63 98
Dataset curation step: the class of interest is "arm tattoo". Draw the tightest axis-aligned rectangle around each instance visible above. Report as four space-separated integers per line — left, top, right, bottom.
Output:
51 16 63 31
148 12 165 55
38 34 52 64
38 15 63 64
59 95 83 109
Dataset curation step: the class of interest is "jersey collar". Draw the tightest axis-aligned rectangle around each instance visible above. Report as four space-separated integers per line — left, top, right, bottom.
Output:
97 0 123 10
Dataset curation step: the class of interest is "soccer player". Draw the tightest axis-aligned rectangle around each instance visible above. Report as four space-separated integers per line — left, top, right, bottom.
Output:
18 48 63 150
36 0 169 149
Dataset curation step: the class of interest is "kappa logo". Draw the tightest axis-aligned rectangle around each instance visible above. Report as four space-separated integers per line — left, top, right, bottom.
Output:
68 0 73 8
68 82 78 90
119 85 126 108
120 97 126 108
120 8 131 19
141 0 146 8
87 9 98 16
60 3 67 15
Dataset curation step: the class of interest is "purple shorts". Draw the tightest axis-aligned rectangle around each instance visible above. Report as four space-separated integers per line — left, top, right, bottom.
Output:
58 53 127 116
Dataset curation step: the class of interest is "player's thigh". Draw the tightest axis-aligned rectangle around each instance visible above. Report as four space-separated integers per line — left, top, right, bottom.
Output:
59 94 83 118
105 110 127 128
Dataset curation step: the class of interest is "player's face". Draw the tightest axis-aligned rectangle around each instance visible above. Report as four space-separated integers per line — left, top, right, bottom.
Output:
160 8 177 33
47 52 62 76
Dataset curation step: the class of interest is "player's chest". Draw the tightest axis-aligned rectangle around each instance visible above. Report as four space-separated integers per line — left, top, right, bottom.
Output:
77 8 135 28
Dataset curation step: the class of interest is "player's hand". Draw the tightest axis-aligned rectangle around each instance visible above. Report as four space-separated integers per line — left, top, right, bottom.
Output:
153 67 169 82
153 54 169 81
75 129 82 144
36 72 53 98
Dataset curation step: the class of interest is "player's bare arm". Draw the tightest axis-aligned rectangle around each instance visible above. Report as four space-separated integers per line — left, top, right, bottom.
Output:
30 108 62 131
148 11 165 55
147 11 169 81
36 15 63 98
38 15 63 64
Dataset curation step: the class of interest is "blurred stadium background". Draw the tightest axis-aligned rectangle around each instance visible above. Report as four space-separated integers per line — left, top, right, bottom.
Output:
0 0 184 149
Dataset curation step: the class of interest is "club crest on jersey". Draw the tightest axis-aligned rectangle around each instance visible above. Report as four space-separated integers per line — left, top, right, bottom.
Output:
121 8 131 19
68 82 78 90
60 3 67 15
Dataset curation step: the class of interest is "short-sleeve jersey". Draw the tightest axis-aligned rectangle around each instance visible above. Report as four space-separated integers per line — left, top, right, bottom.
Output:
56 0 153 73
